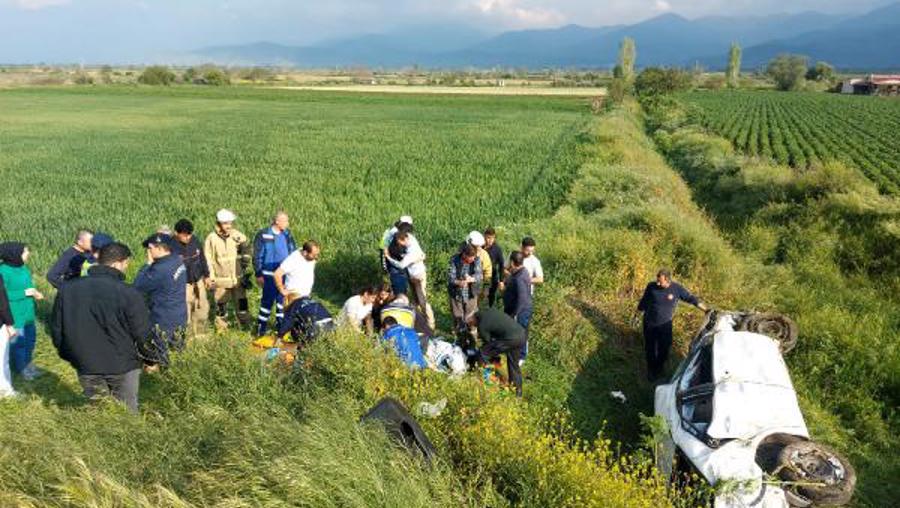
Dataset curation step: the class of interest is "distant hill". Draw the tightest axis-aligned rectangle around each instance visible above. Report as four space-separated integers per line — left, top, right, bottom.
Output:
191 3 899 70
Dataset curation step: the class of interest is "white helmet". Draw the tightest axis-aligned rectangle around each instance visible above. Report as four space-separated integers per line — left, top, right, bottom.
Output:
399 215 413 225
216 209 237 223
467 231 485 247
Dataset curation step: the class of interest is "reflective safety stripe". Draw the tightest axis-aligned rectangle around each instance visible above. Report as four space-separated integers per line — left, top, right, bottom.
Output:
261 270 275 276
259 307 271 315
258 315 269 322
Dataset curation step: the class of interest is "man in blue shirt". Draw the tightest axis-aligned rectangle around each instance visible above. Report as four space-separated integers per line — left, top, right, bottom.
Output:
134 234 188 366
253 211 296 336
636 268 709 381
381 316 427 369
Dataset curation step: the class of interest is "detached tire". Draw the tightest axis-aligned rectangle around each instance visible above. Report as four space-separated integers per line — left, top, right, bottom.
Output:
776 441 856 506
738 313 798 354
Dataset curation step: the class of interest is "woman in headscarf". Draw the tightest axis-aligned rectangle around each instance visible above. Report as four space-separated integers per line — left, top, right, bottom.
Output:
0 276 16 396
0 242 45 380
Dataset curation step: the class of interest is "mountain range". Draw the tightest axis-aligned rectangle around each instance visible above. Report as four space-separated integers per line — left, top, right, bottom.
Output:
191 3 900 71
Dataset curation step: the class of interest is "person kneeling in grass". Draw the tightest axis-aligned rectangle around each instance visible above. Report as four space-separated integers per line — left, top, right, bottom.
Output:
467 308 526 397
51 243 152 413
381 316 427 369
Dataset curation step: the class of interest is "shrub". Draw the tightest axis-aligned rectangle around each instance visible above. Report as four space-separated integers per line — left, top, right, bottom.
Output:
767 54 809 91
138 66 176 86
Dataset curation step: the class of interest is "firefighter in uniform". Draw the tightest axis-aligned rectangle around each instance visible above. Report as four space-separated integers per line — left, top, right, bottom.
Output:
204 209 253 330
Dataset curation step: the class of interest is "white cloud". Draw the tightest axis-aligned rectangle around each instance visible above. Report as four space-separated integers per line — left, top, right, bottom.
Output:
11 0 70 9
654 0 672 12
473 0 565 28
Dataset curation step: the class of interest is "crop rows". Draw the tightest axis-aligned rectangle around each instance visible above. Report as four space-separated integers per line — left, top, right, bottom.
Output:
681 91 900 194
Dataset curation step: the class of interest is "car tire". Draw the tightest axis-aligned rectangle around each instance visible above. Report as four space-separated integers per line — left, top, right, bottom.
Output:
756 433 804 474
776 440 856 506
737 313 798 354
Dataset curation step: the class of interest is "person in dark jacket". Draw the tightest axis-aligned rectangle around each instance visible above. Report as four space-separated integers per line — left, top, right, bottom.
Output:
0 278 13 329
65 232 114 282
253 211 296 336
173 219 210 336
46 230 93 289
133 233 188 359
467 308 526 397
503 251 533 365
51 243 151 413
0 277 15 396
636 268 709 381
483 227 504 307
277 296 334 346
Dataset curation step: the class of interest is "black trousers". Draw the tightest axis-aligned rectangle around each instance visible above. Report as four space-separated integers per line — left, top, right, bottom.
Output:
487 280 500 307
644 321 673 380
78 368 141 413
481 335 526 397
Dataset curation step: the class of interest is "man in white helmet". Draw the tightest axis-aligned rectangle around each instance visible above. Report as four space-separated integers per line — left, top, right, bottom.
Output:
204 209 253 330
466 231 493 305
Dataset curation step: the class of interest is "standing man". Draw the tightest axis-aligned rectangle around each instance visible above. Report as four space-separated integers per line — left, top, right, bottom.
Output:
51 243 151 413
253 211 296 336
134 233 188 359
273 240 319 306
46 230 93 289
448 244 482 349
172 219 210 336
519 237 544 294
466 231 493 304
65 233 114 282
467 308 526 397
503 251 533 347
204 209 253 331
637 268 709 381
483 227 504 307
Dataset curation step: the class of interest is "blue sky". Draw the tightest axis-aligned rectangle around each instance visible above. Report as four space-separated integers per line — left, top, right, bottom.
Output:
0 0 889 63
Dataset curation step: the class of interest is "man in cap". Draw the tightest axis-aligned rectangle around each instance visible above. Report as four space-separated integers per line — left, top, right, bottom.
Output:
172 219 210 336
47 230 93 289
253 211 296 336
134 233 188 358
204 209 253 331
466 231 493 304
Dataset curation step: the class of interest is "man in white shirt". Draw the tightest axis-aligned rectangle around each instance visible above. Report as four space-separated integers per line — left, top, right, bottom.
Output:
520 236 544 295
384 217 434 329
274 241 320 306
338 286 378 334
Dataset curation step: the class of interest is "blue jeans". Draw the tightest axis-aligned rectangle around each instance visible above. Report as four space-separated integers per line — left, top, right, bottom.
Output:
257 275 285 335
10 323 36 373
516 309 532 361
388 265 409 296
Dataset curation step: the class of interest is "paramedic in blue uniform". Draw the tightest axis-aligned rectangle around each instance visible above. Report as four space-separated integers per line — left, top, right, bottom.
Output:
636 268 708 381
134 233 188 357
253 211 296 336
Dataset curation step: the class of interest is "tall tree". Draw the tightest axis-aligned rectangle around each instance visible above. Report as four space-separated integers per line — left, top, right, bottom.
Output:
767 54 809 91
727 43 742 88
618 37 636 83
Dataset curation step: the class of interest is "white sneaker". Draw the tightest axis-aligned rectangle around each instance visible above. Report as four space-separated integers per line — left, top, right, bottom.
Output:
518 359 525 367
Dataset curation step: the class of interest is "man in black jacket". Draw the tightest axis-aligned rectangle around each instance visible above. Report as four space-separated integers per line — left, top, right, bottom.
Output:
636 268 709 381
173 219 210 336
483 228 504 307
134 233 188 360
46 230 93 289
503 251 533 366
51 243 151 413
468 308 526 397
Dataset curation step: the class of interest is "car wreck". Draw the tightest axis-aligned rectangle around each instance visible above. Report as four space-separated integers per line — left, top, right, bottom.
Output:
655 311 856 507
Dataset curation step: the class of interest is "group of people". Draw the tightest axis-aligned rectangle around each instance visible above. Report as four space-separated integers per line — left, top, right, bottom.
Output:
0 209 707 411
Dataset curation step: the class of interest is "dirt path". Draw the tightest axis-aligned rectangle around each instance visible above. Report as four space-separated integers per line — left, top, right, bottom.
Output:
273 84 606 97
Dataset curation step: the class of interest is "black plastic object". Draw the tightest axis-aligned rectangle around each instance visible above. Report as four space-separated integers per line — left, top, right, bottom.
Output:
361 397 436 466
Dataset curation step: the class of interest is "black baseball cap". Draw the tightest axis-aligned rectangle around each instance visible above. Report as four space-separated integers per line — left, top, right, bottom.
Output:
142 233 175 249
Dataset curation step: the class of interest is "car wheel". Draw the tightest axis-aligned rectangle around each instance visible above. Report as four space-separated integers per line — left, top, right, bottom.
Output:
756 433 804 474
738 313 798 354
776 441 856 506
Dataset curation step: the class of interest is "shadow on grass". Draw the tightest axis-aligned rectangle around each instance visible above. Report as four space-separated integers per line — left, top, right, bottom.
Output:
564 296 656 448
14 369 84 408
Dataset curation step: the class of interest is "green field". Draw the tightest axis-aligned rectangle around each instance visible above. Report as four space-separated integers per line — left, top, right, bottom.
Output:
0 86 898 507
681 90 900 194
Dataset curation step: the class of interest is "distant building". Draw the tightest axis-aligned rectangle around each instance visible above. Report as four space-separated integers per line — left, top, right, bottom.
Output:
840 74 900 95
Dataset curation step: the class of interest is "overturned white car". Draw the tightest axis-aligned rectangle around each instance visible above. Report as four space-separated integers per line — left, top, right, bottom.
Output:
655 311 855 507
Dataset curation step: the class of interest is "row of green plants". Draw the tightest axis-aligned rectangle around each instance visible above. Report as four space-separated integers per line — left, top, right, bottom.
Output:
680 90 900 194
641 94 900 507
